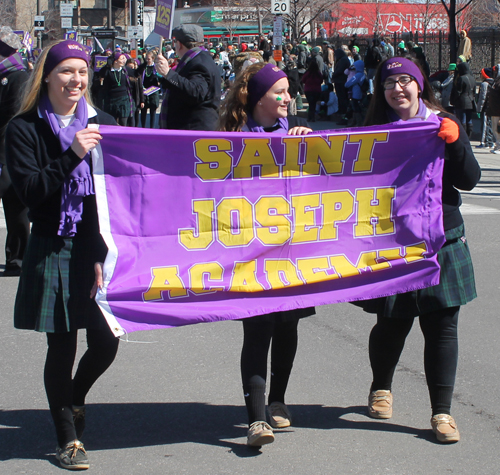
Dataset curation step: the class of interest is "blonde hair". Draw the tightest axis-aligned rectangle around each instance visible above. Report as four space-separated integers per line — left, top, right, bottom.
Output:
17 40 93 116
218 62 266 132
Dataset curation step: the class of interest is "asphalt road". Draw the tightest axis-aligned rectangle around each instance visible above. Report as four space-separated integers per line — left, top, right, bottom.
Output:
1 132 499 474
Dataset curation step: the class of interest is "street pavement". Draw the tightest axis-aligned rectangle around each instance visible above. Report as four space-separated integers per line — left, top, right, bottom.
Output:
1 128 499 474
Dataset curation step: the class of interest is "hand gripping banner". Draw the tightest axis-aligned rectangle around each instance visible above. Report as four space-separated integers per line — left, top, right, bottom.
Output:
92 122 446 335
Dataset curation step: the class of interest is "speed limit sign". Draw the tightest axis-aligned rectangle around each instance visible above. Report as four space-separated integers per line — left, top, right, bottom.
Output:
272 0 289 15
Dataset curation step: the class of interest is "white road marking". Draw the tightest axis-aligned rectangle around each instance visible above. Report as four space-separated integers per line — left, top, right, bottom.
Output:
460 203 500 215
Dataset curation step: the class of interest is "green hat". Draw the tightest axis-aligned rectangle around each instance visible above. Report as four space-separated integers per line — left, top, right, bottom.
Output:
352 45 359 53
448 63 457 71
301 40 307 45
458 55 466 63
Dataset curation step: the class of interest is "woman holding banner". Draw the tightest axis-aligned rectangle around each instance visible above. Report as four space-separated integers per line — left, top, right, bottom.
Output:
219 62 315 447
5 40 118 470
361 57 480 443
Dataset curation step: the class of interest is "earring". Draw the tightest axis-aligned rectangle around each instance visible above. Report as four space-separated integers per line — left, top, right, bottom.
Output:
258 101 262 106
45 78 49 83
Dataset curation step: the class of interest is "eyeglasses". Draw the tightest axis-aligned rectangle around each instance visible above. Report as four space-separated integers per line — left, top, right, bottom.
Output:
382 75 414 90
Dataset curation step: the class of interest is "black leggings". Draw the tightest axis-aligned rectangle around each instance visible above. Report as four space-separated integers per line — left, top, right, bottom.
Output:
369 306 459 415
44 327 119 446
141 106 157 128
240 318 299 424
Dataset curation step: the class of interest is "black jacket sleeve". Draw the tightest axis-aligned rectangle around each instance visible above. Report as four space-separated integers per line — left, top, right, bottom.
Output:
163 63 214 105
440 112 481 191
6 116 83 209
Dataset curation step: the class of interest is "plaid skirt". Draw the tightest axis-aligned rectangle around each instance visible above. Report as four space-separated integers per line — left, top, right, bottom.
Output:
14 232 108 333
104 94 133 119
355 224 476 318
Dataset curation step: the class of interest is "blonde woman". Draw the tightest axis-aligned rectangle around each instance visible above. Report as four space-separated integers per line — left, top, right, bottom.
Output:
5 40 118 470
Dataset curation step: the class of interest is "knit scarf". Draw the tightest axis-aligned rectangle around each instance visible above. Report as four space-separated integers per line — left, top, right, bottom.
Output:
0 52 25 77
39 94 95 237
242 115 289 134
159 47 206 129
388 98 441 126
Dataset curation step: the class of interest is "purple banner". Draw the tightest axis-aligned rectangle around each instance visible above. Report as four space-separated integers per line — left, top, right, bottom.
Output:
154 0 174 39
93 123 446 336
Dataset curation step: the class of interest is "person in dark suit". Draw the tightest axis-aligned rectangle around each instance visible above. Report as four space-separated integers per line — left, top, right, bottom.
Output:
155 24 221 131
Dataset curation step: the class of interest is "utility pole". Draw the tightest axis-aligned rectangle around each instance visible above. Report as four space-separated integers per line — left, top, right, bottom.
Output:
271 0 289 67
132 0 138 26
108 0 113 28
37 0 41 48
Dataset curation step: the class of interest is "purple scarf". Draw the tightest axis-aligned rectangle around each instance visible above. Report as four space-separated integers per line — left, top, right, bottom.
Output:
388 98 441 126
243 116 289 134
39 94 95 237
159 47 207 129
0 52 25 77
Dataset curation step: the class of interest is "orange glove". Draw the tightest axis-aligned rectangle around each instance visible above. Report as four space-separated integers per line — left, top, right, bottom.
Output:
437 117 460 144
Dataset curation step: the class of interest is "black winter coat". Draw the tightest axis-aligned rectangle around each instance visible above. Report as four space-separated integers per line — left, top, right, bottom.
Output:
6 108 115 236
161 50 221 131
486 80 500 116
0 68 28 165
451 62 475 110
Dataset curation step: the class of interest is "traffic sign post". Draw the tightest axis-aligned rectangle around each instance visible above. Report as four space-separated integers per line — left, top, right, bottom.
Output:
273 16 283 46
271 1 287 68
272 0 289 15
61 17 73 29
127 25 143 40
34 16 45 31
60 4 73 17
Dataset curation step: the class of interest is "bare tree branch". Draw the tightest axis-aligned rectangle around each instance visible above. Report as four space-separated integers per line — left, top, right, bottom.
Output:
456 0 476 15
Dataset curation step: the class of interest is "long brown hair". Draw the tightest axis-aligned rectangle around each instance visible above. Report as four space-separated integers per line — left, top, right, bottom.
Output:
218 62 267 132
364 56 444 126
17 40 94 116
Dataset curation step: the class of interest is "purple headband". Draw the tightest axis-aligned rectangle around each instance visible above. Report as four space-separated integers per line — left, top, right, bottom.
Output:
113 51 126 62
380 57 424 92
247 63 288 110
44 40 89 77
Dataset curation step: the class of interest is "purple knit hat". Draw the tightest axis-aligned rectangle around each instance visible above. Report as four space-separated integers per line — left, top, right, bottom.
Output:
44 40 89 77
247 63 287 110
380 57 424 92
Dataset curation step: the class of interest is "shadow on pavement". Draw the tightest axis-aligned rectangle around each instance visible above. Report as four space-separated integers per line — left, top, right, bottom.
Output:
0 402 437 461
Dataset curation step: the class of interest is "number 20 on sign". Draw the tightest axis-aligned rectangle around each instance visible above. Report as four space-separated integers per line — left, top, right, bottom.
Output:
272 0 289 14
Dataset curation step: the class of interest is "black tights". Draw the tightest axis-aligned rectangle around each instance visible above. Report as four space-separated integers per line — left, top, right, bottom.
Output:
369 307 459 415
240 319 299 424
44 327 119 446
141 107 157 128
